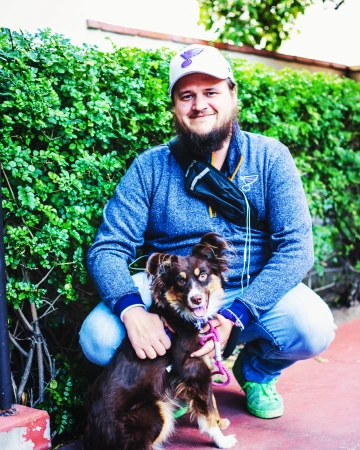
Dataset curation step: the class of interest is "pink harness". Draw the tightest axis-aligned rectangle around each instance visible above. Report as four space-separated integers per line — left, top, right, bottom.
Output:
200 319 231 387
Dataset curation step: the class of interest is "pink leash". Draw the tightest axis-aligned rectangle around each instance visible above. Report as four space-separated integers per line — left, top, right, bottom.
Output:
200 319 231 387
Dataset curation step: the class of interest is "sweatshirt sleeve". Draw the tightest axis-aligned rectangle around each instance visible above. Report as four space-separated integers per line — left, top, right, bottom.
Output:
235 146 314 319
87 157 151 313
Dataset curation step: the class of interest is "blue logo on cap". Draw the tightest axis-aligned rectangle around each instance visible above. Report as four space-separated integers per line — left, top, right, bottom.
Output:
180 48 204 68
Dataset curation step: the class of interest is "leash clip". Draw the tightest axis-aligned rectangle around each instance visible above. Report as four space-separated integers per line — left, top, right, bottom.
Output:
199 319 231 387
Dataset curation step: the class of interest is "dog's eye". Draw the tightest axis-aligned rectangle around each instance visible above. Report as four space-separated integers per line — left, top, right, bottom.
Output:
177 278 186 286
199 272 208 281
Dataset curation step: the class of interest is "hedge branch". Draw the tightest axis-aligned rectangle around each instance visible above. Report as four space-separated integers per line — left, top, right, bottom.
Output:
17 340 34 403
30 302 45 402
11 372 17 402
9 332 29 357
36 293 62 321
36 266 55 288
1 165 35 239
16 306 34 334
42 338 55 378
334 0 345 10
1 164 16 203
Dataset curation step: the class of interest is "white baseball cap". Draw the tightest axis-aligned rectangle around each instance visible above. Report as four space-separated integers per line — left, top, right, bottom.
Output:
168 44 235 95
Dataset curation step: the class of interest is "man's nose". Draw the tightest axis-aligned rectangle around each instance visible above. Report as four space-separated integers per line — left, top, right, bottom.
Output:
192 95 208 112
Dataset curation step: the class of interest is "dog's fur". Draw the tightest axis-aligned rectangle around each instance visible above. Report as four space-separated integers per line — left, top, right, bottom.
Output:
84 232 237 450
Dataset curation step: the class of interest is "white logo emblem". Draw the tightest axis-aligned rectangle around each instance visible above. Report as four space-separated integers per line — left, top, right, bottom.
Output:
240 175 258 192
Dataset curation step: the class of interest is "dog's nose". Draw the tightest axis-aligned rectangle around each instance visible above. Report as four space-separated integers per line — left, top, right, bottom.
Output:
191 294 203 305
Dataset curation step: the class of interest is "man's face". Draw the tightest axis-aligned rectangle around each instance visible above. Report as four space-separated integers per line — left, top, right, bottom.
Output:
173 73 238 139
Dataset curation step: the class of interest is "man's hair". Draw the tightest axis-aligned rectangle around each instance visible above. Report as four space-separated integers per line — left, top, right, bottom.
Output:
227 79 236 91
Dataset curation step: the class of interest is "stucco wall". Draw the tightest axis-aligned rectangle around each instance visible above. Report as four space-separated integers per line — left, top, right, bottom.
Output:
1 0 354 79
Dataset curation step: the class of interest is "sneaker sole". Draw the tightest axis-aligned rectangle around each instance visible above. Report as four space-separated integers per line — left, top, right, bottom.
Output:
246 403 284 419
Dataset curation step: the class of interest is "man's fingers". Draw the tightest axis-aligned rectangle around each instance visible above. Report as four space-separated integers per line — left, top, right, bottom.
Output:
152 340 168 357
201 323 210 333
135 348 147 360
191 340 214 358
124 309 173 359
201 317 221 332
133 330 171 359
160 334 172 350
210 317 222 327
143 346 158 359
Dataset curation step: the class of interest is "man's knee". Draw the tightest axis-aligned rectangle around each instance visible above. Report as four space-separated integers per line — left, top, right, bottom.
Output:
79 302 125 366
289 311 335 359
270 283 336 360
79 273 150 365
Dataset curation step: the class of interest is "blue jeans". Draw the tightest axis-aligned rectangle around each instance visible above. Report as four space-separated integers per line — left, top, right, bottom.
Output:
79 272 336 383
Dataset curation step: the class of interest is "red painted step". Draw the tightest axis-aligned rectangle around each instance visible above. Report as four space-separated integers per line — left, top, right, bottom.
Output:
0 405 50 450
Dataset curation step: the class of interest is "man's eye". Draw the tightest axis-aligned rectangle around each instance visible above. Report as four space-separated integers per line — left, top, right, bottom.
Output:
199 272 208 281
177 278 186 286
206 91 217 96
181 94 192 101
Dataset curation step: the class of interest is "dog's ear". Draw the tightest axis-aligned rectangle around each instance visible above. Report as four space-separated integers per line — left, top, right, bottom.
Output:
147 253 179 309
146 253 179 276
146 253 163 276
191 232 229 273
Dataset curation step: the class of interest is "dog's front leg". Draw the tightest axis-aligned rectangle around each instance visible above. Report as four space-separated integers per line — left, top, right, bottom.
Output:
202 357 231 431
212 394 230 431
189 390 237 449
197 414 237 449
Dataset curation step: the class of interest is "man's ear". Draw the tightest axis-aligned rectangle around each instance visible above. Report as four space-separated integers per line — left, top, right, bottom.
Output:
230 83 238 107
191 232 229 273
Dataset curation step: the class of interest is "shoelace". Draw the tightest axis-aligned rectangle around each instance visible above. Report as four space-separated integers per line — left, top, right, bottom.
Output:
242 378 279 398
200 319 231 387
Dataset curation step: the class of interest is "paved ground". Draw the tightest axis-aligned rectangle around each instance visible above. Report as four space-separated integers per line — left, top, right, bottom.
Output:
61 317 360 450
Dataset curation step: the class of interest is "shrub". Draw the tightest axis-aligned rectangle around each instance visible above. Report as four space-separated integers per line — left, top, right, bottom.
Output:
232 62 360 273
0 28 359 436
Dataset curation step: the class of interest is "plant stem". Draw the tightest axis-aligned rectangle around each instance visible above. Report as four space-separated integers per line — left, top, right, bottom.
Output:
30 303 45 402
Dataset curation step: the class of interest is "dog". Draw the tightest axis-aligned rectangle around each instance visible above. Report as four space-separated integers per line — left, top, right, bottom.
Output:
84 232 237 450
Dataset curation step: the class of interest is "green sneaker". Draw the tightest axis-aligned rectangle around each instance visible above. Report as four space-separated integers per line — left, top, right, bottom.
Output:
232 354 284 419
173 404 189 419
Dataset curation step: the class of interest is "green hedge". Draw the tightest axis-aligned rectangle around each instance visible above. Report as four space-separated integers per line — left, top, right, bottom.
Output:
1 29 359 436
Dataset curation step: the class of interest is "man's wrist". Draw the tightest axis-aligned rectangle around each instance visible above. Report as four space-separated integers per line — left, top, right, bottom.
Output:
218 308 245 329
222 299 253 329
121 304 146 322
113 293 145 321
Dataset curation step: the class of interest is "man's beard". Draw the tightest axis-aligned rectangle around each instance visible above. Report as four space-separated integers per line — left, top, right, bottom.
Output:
174 115 235 158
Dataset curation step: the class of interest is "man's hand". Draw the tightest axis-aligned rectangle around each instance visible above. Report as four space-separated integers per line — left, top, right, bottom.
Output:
122 307 171 359
191 314 234 358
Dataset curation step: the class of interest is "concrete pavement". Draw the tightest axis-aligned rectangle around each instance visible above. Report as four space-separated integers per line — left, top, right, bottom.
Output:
60 317 360 450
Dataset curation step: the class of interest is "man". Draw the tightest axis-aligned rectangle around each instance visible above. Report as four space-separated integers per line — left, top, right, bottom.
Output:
80 44 336 419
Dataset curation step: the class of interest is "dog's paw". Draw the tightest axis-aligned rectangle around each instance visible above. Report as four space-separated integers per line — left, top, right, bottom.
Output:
218 418 230 430
216 433 237 449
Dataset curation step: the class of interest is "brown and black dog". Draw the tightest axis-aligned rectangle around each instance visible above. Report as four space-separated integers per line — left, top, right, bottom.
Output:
84 232 237 450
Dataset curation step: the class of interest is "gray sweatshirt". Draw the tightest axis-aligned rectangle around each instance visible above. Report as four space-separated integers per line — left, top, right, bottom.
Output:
88 122 314 324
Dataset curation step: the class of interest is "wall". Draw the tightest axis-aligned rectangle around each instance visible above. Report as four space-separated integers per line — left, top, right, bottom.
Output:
1 0 357 81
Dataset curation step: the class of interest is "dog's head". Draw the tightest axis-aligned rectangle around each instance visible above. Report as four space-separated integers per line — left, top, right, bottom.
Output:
146 233 229 323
